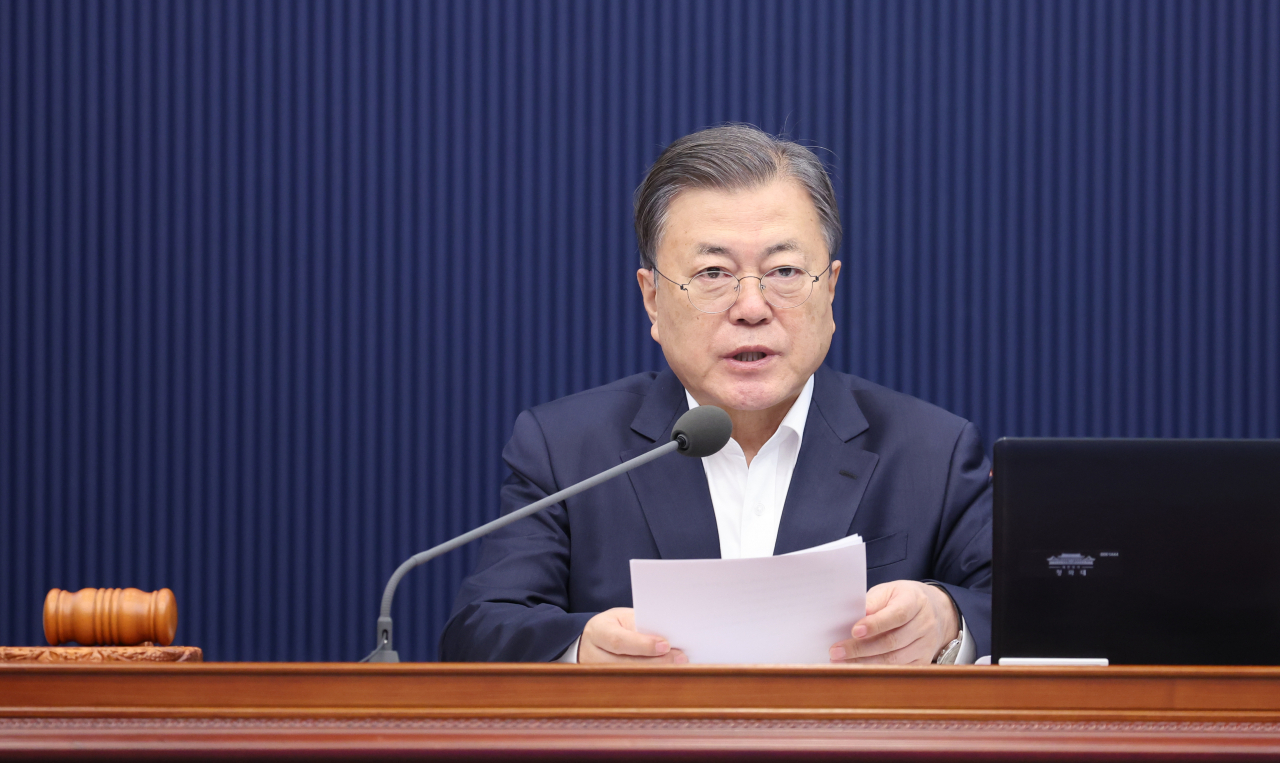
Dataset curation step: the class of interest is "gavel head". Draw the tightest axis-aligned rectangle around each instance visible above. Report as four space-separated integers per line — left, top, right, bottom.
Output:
43 588 178 647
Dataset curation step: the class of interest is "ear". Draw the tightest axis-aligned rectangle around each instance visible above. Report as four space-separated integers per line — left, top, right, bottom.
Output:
636 267 661 343
826 260 842 333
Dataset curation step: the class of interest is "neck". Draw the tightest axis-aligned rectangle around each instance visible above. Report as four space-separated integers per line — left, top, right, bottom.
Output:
725 394 799 465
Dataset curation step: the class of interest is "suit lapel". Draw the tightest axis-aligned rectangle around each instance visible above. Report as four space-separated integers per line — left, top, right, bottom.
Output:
773 366 880 555
623 369 721 560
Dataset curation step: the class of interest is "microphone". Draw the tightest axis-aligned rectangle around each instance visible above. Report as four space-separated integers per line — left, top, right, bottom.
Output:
671 403 734 458
362 404 733 662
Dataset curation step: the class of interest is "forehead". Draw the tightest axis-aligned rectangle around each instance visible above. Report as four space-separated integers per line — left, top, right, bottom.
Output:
657 179 826 265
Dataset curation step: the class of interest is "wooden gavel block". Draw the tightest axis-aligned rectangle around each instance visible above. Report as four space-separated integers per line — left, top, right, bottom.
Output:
44 588 178 647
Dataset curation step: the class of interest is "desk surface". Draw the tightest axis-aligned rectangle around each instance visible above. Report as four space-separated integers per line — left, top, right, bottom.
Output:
3 663 1280 760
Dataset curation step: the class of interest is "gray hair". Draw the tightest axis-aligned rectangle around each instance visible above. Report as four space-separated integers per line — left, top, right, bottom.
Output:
633 125 842 270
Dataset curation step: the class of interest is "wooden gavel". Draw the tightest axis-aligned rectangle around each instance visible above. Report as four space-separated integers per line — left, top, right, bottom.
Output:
43 588 178 647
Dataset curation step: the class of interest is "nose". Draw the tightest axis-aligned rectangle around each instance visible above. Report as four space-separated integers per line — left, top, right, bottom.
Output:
727 275 772 324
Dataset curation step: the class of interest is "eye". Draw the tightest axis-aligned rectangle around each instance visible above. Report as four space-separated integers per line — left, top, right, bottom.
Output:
693 268 733 281
767 266 804 280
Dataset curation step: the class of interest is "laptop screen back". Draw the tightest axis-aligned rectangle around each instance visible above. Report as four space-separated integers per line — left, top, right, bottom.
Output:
993 438 1280 665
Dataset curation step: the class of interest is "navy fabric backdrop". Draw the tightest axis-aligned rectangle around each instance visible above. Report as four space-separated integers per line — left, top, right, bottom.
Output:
2 0 1277 662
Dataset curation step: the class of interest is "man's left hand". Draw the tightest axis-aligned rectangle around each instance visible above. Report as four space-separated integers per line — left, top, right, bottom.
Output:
828 580 958 665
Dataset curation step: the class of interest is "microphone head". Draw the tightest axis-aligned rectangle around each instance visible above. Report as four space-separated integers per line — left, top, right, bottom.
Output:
671 405 733 458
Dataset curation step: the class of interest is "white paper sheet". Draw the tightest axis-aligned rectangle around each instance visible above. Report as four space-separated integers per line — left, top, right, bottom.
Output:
630 536 866 664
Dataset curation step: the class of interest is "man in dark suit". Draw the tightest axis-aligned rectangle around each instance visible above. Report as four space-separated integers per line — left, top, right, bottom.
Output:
441 125 991 665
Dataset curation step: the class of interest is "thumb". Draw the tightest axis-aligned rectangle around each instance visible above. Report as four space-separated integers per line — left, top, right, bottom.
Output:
864 582 895 615
612 608 637 631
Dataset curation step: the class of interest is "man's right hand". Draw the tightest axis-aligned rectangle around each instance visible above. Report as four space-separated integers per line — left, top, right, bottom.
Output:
578 607 688 664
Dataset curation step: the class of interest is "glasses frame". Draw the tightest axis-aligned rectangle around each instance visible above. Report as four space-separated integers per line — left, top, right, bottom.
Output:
651 260 834 314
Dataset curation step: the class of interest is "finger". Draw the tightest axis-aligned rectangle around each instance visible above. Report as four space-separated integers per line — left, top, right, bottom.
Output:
846 632 933 665
833 632 932 665
864 582 895 616
611 608 638 630
593 610 671 657
830 621 912 660
852 588 921 640
600 627 671 658
581 608 672 658
581 645 689 665
831 626 912 660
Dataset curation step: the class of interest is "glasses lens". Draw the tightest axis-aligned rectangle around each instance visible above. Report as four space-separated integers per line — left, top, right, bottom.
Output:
761 266 815 308
686 271 740 313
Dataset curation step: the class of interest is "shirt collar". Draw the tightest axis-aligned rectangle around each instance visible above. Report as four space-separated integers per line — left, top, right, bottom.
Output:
683 374 816 451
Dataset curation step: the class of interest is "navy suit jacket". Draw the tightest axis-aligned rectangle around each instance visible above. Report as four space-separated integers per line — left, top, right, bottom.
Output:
440 364 993 661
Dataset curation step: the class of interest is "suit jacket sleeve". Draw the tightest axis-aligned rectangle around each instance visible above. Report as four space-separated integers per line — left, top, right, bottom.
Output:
438 409 595 661
926 420 994 657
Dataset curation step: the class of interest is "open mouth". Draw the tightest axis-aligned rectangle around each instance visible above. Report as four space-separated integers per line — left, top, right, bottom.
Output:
733 351 768 362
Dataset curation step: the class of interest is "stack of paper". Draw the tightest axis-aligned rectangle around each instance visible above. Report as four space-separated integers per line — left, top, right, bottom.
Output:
630 535 866 664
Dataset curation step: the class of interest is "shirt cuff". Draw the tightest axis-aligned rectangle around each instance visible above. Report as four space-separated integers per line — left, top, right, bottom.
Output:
954 616 976 665
554 636 581 664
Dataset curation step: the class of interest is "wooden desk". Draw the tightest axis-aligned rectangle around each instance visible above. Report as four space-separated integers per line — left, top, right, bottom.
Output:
3 663 1280 760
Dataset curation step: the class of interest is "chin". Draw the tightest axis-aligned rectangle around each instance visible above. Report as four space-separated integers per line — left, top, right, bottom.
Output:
710 381 793 413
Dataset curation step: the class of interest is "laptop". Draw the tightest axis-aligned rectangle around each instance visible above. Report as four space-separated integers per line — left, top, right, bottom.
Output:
992 438 1280 666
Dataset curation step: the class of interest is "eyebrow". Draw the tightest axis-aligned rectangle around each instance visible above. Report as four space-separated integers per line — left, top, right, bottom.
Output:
695 239 802 257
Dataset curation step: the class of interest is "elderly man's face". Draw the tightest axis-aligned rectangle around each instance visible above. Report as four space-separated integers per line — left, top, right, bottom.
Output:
638 179 841 414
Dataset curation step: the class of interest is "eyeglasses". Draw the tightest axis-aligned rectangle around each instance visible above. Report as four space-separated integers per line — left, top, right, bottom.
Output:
651 261 834 314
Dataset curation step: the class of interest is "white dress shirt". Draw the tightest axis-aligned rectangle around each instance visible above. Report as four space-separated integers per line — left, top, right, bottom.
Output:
557 374 972 663
696 375 814 560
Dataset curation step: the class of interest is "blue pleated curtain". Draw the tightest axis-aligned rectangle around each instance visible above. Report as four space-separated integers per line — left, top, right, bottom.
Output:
2 0 1277 662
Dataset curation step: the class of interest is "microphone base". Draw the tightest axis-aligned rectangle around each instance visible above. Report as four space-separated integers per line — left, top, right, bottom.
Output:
365 647 401 663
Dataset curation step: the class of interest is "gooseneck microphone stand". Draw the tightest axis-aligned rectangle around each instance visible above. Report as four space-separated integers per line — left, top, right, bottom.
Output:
361 404 731 663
